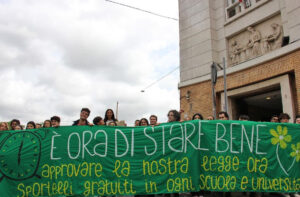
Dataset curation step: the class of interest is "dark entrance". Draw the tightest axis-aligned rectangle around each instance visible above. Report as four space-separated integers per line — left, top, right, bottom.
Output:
232 89 282 121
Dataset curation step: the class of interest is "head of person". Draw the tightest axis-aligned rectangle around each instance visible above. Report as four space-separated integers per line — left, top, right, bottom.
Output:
270 115 279 123
36 123 42 129
295 115 300 124
50 116 61 127
0 122 9 131
134 120 140 126
239 114 250 121
279 113 290 123
43 120 51 128
80 108 90 121
10 119 20 130
247 26 254 32
149 115 158 126
167 110 181 122
218 111 229 120
139 118 149 126
207 115 214 120
192 113 203 120
93 116 105 126
104 109 116 122
14 125 23 130
26 121 36 130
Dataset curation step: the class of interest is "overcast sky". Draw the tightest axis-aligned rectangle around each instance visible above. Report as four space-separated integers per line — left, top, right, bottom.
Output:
0 0 179 126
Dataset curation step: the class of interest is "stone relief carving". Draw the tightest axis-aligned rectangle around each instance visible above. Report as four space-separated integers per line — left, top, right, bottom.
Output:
247 26 262 57
228 17 283 66
230 40 242 65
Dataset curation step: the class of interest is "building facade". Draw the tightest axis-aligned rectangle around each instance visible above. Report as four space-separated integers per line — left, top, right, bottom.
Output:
178 0 300 121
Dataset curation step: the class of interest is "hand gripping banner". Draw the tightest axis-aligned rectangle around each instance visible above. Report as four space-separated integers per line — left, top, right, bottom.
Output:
0 120 299 196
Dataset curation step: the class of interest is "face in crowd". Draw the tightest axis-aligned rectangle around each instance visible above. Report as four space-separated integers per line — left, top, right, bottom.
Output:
106 109 113 120
26 122 35 130
218 112 229 120
14 125 22 130
149 115 157 125
134 120 140 126
98 119 105 125
10 120 20 130
36 124 42 129
280 118 289 123
295 116 300 124
207 116 214 120
168 111 176 122
0 122 8 131
43 120 51 128
139 118 149 126
51 117 60 127
167 110 180 122
80 110 90 121
270 116 279 123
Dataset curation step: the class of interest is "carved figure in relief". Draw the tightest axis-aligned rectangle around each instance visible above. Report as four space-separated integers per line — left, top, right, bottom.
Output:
247 26 262 57
262 36 271 54
267 23 282 50
230 40 242 65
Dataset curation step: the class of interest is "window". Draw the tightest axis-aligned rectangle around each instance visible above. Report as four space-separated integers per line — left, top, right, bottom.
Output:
225 0 267 19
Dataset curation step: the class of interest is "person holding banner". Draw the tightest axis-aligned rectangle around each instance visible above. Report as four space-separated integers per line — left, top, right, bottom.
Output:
50 115 61 127
279 113 291 123
135 119 140 126
13 124 23 130
238 114 250 121
26 121 36 129
104 108 118 126
43 119 51 128
0 122 8 131
167 110 180 122
218 111 229 120
165 110 181 197
192 113 203 120
270 115 279 123
93 116 105 126
139 118 149 126
10 119 20 130
73 107 92 126
149 115 159 126
206 115 214 120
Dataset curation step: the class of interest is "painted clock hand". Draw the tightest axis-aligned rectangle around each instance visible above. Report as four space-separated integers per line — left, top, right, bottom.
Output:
18 140 24 166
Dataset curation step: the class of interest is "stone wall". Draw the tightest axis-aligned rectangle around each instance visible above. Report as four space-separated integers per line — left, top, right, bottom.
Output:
179 49 300 120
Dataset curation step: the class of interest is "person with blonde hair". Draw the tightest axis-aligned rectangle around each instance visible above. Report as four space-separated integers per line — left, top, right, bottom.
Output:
0 122 9 131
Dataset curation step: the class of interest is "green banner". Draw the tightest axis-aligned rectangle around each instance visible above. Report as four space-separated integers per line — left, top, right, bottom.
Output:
0 120 299 196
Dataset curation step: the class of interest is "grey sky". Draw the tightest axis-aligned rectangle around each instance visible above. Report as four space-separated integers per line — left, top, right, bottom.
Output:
0 0 179 126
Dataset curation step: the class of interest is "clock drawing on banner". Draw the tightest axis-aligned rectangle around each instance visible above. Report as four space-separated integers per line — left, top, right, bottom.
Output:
0 130 45 182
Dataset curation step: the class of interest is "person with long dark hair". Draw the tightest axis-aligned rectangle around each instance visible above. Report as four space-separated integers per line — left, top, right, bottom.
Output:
43 120 51 128
167 110 181 122
26 121 36 130
192 113 203 120
104 109 117 125
139 118 149 126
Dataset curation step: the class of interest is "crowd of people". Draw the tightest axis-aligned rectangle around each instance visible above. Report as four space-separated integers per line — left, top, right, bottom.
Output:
1 108 300 132
0 109 299 197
